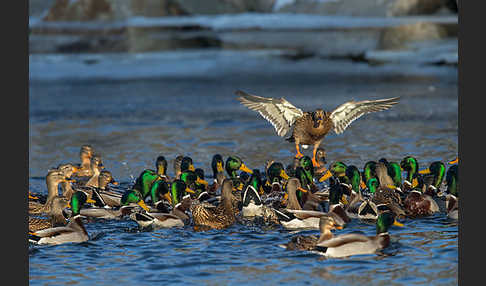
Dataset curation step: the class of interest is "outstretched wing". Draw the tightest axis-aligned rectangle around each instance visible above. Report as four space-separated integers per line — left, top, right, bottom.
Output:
330 97 400 134
236 90 304 137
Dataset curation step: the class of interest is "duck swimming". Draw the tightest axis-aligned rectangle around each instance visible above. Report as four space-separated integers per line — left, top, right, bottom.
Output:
29 170 74 215
313 211 404 258
191 179 238 230
237 90 399 167
29 197 69 233
29 191 92 245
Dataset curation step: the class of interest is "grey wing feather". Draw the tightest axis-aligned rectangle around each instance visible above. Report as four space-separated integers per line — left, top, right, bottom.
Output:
236 90 303 137
316 233 370 248
330 97 400 134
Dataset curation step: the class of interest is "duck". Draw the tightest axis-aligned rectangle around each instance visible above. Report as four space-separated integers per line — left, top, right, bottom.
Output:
367 177 405 218
418 161 446 195
279 215 343 251
57 163 81 200
403 187 439 218
180 170 209 202
191 179 238 230
241 172 266 218
313 148 328 175
400 156 420 191
74 144 95 178
130 194 192 229
378 159 403 189
225 156 253 191
29 197 69 233
278 178 348 230
29 191 92 245
446 164 458 197
341 166 379 221
208 154 226 195
29 170 73 215
237 90 399 167
295 156 320 194
362 161 377 185
84 154 104 188
313 211 404 258
445 194 458 220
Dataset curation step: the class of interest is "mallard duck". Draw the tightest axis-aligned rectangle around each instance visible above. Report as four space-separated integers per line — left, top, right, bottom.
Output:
400 156 420 191
130 195 192 229
314 148 328 175
179 170 208 201
84 154 104 188
362 161 377 185
241 172 266 217
341 166 379 221
208 154 226 195
168 180 196 207
29 191 92 245
29 170 73 215
367 175 405 218
378 159 403 189
445 194 458 220
446 164 458 197
74 144 95 178
280 215 343 251
57 163 81 199
403 188 439 218
236 90 399 167
278 178 347 230
191 179 238 230
295 156 320 194
313 211 404 258
418 161 446 195
29 197 69 232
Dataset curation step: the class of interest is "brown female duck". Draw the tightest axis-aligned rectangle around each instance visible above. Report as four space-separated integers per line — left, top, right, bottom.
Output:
29 170 73 215
237 90 399 167
29 197 69 233
191 179 238 230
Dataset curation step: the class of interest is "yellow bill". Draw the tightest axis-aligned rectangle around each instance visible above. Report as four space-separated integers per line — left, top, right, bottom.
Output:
418 168 431 175
340 195 348 205
185 188 195 194
137 200 150 211
280 169 290 180
196 177 209 186
217 162 224 173
412 178 419 187
360 180 366 189
335 225 344 230
188 164 195 171
449 158 458 164
318 170 333 182
393 220 404 227
164 192 172 205
86 198 97 204
297 187 308 193
239 163 253 174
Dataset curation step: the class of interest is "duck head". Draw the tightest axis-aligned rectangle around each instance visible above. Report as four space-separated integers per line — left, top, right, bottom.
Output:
366 177 380 194
181 156 195 172
344 165 362 194
170 179 195 206
69 191 97 216
446 165 458 197
400 156 419 184
376 211 404 235
311 109 325 128
363 161 377 183
225 156 253 178
266 162 289 184
57 163 80 179
155 156 167 177
211 154 225 178
419 161 446 190
285 178 307 210
98 170 117 189
120 189 150 212
242 172 264 207
79 144 94 166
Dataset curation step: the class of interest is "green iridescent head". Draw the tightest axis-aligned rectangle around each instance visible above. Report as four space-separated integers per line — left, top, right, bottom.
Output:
446 165 458 196
150 179 169 204
156 156 167 176
386 162 402 187
363 161 377 183
170 179 192 206
121 189 143 205
267 162 290 183
420 161 446 188
70 191 88 217
366 177 380 194
376 211 403 234
345 165 361 194
180 170 198 186
299 156 313 172
211 154 224 178
400 156 419 182
225 156 253 178
181 157 195 172
330 161 347 177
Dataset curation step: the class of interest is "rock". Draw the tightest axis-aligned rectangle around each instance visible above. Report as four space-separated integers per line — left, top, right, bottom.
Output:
43 0 132 22
274 0 453 17
379 22 449 50
41 0 276 21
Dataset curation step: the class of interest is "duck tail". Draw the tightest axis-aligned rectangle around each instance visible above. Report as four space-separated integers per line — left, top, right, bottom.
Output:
28 232 41 243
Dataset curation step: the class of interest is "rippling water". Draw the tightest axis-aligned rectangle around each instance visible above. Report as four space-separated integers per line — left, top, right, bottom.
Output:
29 55 458 285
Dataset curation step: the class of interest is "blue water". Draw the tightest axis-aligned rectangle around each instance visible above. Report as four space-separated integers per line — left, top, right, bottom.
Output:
29 54 457 285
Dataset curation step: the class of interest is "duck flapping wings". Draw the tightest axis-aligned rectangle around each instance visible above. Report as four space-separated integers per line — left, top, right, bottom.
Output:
236 90 399 136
